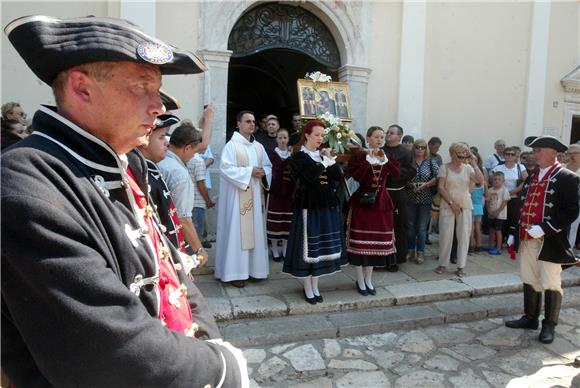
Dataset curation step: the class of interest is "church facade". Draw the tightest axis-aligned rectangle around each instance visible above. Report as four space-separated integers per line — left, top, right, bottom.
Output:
2 1 579 159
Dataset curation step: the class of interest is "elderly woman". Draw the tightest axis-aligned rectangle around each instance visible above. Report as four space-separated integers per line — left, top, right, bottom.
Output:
405 138 439 264
1 118 27 150
435 142 484 277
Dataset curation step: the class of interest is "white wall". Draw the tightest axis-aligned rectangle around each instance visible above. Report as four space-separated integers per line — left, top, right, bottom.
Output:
366 1 402 133
543 1 580 142
422 2 532 160
2 0 577 159
2 2 110 113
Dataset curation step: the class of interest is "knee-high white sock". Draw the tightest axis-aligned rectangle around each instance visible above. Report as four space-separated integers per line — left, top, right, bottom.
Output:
303 276 314 298
364 266 374 290
311 276 320 296
270 239 280 257
356 266 366 290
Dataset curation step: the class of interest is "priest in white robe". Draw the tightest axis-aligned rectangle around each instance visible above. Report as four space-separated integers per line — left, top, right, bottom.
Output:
215 111 273 287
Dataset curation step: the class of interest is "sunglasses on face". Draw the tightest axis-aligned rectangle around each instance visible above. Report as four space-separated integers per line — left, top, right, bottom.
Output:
414 145 427 150
456 155 468 160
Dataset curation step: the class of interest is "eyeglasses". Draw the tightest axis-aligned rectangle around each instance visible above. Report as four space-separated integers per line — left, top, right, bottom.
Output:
456 155 468 160
505 153 516 156
414 145 426 150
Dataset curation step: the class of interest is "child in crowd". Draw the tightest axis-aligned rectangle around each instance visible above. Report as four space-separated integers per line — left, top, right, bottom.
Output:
486 171 510 255
470 150 487 253
188 151 215 244
265 128 294 262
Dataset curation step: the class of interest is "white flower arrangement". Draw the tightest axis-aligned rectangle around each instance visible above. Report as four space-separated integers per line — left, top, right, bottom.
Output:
316 113 360 154
305 71 332 82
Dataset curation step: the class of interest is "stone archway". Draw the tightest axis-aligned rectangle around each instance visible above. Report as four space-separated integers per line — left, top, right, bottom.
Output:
198 1 372 149
228 3 341 70
225 3 342 137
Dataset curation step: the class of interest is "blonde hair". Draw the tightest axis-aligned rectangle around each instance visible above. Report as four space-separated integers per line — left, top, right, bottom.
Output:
52 62 117 106
449 142 470 157
1 102 21 118
414 138 430 158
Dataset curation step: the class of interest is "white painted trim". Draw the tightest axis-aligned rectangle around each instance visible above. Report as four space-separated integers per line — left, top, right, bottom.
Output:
523 0 552 141
397 0 427 139
562 101 580 143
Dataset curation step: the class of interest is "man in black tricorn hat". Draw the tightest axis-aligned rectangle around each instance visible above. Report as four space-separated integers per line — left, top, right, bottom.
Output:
505 135 579 344
1 15 247 387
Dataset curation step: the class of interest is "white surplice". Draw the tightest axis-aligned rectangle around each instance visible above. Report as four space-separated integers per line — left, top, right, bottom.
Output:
215 132 273 282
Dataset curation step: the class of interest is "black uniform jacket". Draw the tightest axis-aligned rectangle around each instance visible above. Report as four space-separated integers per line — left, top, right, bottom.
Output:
1 106 242 387
513 164 580 265
290 150 343 209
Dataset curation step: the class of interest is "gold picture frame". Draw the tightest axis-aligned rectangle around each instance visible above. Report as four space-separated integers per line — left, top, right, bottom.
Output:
297 79 352 121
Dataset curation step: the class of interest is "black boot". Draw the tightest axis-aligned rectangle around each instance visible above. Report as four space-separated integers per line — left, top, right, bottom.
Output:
539 290 562 344
506 284 541 329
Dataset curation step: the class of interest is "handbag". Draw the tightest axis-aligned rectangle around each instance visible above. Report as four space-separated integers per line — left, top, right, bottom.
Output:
357 191 377 205
356 163 383 205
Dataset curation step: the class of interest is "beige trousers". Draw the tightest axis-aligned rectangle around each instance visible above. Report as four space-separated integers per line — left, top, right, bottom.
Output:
519 238 563 293
438 206 472 269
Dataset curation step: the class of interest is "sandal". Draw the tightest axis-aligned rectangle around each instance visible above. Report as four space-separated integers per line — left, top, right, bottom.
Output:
456 268 465 278
434 266 446 274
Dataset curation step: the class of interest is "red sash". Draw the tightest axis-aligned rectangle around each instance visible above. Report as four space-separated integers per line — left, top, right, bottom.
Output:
519 163 559 240
126 168 196 336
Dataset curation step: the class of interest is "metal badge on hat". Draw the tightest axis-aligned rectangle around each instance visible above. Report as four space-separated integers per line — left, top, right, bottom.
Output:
137 42 173 64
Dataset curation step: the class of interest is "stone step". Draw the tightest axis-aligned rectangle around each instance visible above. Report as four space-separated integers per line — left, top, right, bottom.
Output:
203 269 580 323
219 285 580 347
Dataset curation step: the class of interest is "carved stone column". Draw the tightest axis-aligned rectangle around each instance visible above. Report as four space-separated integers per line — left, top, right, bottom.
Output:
338 65 372 134
197 49 233 156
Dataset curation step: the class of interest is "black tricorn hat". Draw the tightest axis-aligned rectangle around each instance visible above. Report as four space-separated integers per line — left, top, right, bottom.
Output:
4 15 207 85
154 114 180 130
524 135 568 152
160 90 181 111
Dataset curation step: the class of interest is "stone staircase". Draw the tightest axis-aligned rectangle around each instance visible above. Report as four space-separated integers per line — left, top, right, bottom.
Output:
194 238 580 347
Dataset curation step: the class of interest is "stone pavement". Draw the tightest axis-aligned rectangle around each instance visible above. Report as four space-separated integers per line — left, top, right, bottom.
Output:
195 234 580 346
242 310 580 387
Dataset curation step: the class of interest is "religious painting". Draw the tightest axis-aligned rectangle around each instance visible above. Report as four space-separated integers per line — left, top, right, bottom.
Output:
297 80 352 121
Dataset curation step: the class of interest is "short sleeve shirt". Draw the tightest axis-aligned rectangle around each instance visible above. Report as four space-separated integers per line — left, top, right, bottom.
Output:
484 153 504 171
187 154 208 209
157 150 195 218
407 158 439 205
491 163 525 193
486 186 511 220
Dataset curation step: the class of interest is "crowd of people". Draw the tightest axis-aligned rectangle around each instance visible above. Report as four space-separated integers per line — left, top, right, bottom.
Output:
2 13 579 387
4 96 580 306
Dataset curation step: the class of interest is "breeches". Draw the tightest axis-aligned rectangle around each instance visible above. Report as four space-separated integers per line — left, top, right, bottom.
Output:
519 239 562 293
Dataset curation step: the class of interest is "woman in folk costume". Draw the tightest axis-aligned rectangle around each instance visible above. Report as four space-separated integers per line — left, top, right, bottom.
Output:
283 120 347 304
266 128 295 262
346 126 400 295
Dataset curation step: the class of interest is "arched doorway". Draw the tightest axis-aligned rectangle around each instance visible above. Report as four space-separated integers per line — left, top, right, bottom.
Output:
226 3 341 138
